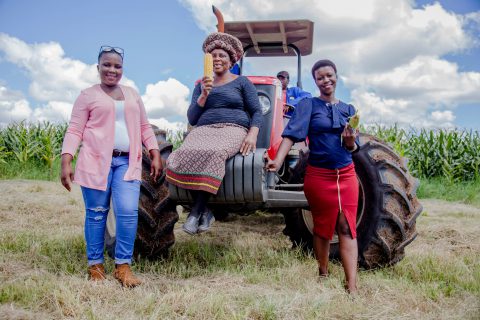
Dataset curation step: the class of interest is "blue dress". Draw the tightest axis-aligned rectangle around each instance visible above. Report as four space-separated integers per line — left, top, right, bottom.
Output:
282 97 358 169
283 97 360 239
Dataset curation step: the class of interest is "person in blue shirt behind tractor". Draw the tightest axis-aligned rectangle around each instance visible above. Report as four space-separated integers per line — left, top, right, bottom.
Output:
276 70 311 118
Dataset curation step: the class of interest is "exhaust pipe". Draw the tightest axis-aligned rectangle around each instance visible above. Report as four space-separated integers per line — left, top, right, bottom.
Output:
212 5 224 32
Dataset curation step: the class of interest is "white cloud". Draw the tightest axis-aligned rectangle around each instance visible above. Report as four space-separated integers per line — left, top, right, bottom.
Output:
465 11 480 33
348 60 475 127
179 0 480 128
0 86 74 125
0 86 32 125
345 54 480 128
141 77 191 132
149 118 187 132
0 34 96 102
0 34 185 131
1 1 479 130
161 68 174 75
142 78 190 119
0 33 139 103
32 101 73 123
350 89 456 128
345 55 480 102
431 110 455 122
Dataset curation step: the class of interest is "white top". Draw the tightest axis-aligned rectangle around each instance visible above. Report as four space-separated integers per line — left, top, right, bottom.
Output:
113 100 130 152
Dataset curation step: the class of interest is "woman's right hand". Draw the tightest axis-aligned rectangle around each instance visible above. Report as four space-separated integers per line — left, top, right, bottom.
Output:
201 76 213 96
265 157 281 172
60 154 74 192
264 138 294 172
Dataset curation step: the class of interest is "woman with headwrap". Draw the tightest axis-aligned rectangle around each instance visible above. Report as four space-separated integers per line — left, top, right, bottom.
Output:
166 32 262 235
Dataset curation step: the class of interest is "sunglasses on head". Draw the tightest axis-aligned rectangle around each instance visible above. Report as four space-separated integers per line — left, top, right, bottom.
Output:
98 46 124 59
277 75 289 80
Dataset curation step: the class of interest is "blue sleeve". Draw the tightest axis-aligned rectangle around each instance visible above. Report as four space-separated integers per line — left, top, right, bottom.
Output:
348 104 356 117
287 87 312 107
282 98 312 142
230 63 241 75
241 77 263 129
187 83 203 126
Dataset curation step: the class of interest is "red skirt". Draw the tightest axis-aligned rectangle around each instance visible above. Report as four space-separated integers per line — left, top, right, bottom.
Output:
303 163 358 240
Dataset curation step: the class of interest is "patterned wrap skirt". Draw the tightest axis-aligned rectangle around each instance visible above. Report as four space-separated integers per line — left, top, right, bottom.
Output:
303 163 359 240
166 123 247 194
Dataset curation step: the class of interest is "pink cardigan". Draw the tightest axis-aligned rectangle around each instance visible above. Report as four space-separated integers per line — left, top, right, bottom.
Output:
62 84 159 191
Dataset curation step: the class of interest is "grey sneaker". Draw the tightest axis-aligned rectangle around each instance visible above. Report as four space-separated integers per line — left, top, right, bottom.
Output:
198 210 215 233
182 214 200 235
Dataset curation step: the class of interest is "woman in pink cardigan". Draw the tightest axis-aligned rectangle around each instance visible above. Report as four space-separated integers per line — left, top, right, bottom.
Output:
60 46 161 287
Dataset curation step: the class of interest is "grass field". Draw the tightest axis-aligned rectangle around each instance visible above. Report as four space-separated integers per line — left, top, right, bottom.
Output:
0 180 479 319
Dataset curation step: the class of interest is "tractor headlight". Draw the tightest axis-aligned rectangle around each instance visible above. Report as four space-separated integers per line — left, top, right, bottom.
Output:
258 95 271 115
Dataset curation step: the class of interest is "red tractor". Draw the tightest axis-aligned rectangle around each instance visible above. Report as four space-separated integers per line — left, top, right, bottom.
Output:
107 7 422 268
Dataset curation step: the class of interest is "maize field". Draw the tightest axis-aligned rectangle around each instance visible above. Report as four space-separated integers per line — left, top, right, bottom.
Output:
366 125 480 182
0 122 479 182
0 121 66 175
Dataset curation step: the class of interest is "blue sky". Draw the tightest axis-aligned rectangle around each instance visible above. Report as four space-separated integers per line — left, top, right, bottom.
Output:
0 0 479 130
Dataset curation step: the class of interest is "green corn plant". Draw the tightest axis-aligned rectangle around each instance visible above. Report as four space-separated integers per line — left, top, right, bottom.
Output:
36 122 63 176
365 126 480 182
2 121 40 164
364 124 408 156
0 122 478 183
0 135 11 164
167 129 187 150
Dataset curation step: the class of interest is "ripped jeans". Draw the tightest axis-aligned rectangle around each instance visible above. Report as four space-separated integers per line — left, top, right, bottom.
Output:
81 156 140 266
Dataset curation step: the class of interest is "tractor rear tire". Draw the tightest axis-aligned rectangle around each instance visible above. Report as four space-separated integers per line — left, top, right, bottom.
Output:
105 129 178 259
282 134 423 268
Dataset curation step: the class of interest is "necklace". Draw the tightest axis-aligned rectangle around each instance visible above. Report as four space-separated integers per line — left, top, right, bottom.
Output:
325 101 338 107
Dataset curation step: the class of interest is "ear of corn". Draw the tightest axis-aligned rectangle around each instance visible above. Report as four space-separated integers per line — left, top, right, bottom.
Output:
349 111 360 129
203 53 213 79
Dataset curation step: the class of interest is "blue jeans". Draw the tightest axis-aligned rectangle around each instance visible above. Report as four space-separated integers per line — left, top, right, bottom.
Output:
81 156 140 266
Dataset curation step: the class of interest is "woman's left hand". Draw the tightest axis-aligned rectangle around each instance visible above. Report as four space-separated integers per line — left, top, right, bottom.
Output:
149 149 162 182
342 124 358 151
240 127 259 156
240 134 256 156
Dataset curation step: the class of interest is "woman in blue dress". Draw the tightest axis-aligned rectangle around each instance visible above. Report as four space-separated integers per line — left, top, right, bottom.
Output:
267 59 360 294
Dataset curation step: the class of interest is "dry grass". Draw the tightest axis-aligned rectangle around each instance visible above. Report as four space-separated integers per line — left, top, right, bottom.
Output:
0 180 479 320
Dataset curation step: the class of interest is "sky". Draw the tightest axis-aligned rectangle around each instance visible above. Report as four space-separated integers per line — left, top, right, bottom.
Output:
0 0 479 131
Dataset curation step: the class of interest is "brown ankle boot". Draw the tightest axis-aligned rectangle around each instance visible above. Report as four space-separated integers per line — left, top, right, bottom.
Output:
88 263 106 281
113 264 141 288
